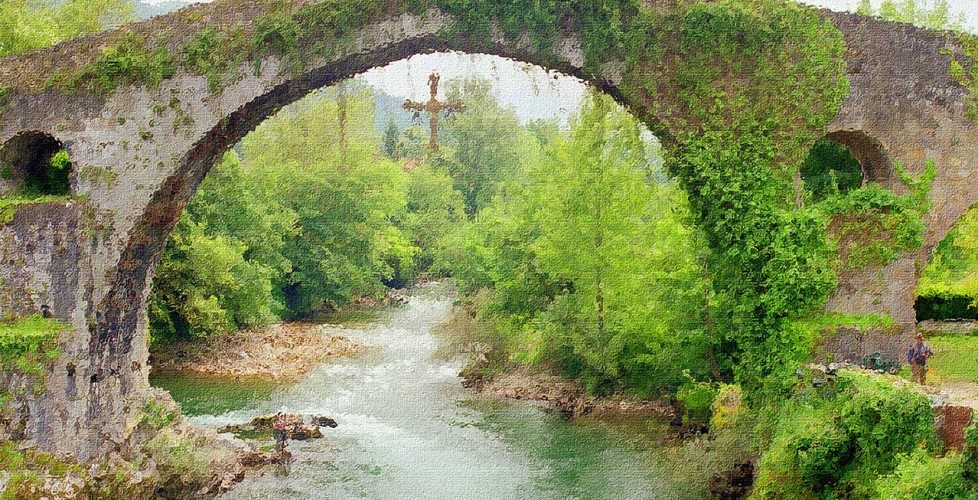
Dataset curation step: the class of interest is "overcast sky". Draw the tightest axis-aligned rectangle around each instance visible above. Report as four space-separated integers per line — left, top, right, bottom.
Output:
144 0 978 124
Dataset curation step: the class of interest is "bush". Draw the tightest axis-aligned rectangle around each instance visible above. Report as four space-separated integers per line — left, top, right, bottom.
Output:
754 371 940 498
677 375 718 426
873 449 974 500
916 290 978 321
710 384 745 431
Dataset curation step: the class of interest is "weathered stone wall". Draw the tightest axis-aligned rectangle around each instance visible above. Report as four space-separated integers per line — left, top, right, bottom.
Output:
0 0 974 461
820 13 978 361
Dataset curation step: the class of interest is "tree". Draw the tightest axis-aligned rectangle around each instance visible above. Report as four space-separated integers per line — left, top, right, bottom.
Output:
437 93 711 395
0 0 133 57
442 78 541 216
240 85 416 316
527 93 710 392
383 119 401 159
149 152 297 341
856 0 965 31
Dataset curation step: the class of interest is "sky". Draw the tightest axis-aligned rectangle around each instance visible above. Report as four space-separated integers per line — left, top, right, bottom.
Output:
141 0 978 124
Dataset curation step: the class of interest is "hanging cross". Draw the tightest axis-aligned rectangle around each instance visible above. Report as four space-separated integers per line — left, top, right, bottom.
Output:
403 72 465 152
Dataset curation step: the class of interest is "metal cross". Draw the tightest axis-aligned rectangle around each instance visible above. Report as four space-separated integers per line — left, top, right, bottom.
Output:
403 72 465 152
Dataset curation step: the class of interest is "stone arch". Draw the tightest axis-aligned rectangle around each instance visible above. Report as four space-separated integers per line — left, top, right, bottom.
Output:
823 129 896 188
0 131 74 197
0 0 975 463
93 44 629 373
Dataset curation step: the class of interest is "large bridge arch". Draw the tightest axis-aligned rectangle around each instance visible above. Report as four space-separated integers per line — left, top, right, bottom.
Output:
0 0 977 461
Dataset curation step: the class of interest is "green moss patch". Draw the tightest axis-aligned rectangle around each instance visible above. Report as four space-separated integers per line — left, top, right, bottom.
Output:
0 195 71 225
50 31 176 95
0 315 66 380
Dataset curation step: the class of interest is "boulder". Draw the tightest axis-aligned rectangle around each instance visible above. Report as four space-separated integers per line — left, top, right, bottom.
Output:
312 415 338 428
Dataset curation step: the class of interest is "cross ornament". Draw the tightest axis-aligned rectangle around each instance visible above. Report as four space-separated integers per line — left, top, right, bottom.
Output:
403 72 466 152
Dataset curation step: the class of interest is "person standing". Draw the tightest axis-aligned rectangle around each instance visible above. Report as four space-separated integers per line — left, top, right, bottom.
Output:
273 412 288 452
907 333 933 385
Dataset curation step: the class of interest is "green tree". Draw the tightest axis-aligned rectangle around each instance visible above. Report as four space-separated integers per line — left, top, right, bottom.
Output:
149 152 297 340
383 119 401 159
0 0 133 57
856 0 965 31
442 78 541 216
437 93 711 395
240 86 416 316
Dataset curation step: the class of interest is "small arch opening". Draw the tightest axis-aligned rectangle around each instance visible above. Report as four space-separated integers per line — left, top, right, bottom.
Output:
801 130 894 202
916 205 978 322
0 132 73 198
801 138 864 201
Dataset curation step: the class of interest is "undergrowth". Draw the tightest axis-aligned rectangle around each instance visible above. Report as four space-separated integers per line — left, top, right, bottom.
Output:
0 315 65 384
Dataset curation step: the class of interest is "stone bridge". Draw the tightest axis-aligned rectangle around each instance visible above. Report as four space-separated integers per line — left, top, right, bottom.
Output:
0 0 975 461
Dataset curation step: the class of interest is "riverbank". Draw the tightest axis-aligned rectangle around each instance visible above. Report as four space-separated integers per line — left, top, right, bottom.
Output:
150 322 363 381
462 367 677 420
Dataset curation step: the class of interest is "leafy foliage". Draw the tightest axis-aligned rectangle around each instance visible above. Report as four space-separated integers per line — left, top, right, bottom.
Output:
817 161 935 270
149 151 296 340
0 0 133 57
873 449 974 499
150 85 462 338
436 93 712 396
55 31 176 95
754 371 939 498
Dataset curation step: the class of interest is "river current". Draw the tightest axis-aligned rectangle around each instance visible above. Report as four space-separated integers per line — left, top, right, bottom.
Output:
153 284 673 499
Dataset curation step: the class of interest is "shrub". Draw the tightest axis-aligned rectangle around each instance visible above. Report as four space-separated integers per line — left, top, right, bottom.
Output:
710 384 745 431
754 371 940 498
677 375 718 425
874 449 974 500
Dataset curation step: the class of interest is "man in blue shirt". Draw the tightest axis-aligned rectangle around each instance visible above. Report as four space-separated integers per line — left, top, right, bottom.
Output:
907 333 933 385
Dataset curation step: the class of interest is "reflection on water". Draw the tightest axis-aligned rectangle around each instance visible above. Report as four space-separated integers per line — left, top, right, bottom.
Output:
153 283 672 499
151 373 281 417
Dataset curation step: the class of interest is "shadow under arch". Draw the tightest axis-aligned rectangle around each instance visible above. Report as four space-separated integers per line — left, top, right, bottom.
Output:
823 129 895 188
0 130 74 197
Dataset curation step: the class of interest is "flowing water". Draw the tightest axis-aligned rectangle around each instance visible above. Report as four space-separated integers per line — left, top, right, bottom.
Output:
153 284 674 499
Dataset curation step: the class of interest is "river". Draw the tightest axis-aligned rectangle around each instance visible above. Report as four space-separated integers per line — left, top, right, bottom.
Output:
152 284 677 499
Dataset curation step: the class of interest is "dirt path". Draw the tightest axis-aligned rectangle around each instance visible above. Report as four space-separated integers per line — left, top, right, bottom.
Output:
940 380 978 409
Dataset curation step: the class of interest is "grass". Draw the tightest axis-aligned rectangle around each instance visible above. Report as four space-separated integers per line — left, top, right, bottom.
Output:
0 315 64 363
795 312 897 331
0 316 66 389
928 335 978 382
0 195 71 224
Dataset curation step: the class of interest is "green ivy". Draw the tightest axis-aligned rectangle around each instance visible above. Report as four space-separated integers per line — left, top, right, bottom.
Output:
52 31 176 95
950 33 978 120
817 160 935 270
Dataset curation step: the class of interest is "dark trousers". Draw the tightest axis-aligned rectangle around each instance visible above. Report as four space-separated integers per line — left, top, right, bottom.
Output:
274 429 287 451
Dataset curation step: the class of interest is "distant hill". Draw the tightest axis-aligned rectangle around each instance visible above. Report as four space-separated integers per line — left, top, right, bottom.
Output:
374 89 421 136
